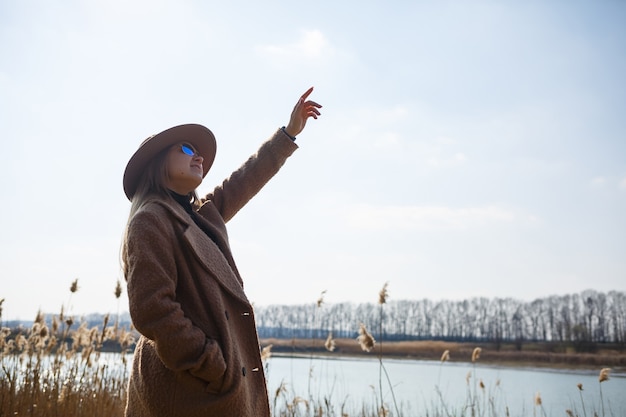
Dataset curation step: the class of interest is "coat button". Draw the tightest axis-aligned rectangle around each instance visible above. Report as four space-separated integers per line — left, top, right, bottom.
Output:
242 367 247 376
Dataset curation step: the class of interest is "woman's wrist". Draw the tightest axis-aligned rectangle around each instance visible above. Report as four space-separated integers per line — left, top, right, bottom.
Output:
281 126 297 141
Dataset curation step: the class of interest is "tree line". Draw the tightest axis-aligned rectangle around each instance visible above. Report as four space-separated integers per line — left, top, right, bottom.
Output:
254 290 626 348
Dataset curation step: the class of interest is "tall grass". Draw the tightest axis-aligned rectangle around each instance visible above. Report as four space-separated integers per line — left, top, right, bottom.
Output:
0 280 134 417
1 280 620 417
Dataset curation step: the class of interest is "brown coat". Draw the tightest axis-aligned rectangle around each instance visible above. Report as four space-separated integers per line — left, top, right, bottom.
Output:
124 129 298 417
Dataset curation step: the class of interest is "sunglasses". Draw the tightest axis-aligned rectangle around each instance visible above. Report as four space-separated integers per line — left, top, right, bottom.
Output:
180 143 200 157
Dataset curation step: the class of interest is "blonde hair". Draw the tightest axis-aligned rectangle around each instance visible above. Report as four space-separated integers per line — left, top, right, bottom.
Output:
121 145 201 277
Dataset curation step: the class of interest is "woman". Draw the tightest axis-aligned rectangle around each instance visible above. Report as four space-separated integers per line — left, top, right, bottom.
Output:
121 88 322 417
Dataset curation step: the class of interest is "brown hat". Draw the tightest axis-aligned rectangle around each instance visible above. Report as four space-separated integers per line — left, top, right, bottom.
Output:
123 124 216 200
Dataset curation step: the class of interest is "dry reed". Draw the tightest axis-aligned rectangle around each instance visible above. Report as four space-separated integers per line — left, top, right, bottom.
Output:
262 344 273 361
0 280 135 417
598 367 610 383
3 279 622 417
316 290 327 308
114 280 123 299
471 347 482 363
378 282 389 305
357 323 376 353
324 332 336 352
599 367 611 417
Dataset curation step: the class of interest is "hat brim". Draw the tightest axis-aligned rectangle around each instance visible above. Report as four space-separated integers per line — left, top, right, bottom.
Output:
123 124 217 200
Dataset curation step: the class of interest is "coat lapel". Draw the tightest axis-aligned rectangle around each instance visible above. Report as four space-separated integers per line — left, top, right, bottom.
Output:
154 200 250 305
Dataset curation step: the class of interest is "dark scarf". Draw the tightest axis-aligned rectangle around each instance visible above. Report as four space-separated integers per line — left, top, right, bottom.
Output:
169 191 217 243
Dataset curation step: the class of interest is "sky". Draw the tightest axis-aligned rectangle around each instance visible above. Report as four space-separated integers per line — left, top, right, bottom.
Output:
1 1 625 321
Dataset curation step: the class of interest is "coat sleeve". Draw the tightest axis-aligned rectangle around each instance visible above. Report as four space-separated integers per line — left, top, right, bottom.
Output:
125 208 227 385
200 128 298 223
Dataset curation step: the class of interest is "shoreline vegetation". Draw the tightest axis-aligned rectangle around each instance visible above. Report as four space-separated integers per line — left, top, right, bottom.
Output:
2 282 625 416
260 338 626 373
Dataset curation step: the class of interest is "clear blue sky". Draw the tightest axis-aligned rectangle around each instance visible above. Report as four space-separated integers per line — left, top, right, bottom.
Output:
1 1 625 320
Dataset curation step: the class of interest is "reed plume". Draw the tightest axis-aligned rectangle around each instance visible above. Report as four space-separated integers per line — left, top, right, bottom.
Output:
534 392 547 417
97 314 110 348
114 280 123 332
272 380 288 417
118 327 136 351
316 290 327 308
0 327 11 352
577 381 587 417
324 332 336 352
261 344 273 361
598 368 610 383
357 323 375 352
437 349 449 389
371 282 399 417
435 348 451 417
114 280 123 299
378 282 389 305
469 347 482 412
598 367 611 417
65 279 79 326
307 290 327 404
471 347 481 362
34 309 44 324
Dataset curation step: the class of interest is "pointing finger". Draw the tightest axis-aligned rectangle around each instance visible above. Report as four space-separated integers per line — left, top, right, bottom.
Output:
300 86 314 100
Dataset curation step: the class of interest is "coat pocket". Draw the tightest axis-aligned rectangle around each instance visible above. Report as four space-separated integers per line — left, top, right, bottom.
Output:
204 366 226 395
187 336 228 391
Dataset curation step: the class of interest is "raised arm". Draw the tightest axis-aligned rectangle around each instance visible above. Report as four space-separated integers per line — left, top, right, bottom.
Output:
200 87 322 222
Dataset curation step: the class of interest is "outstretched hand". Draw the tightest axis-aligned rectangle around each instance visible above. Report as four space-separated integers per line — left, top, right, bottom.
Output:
285 87 322 138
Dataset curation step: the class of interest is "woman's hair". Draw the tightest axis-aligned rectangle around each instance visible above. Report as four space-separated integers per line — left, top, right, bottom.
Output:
121 145 201 277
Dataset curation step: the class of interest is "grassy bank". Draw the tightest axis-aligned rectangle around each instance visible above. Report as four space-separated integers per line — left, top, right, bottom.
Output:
260 338 626 371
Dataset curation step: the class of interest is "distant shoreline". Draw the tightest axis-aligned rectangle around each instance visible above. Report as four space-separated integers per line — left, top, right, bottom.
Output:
260 338 626 373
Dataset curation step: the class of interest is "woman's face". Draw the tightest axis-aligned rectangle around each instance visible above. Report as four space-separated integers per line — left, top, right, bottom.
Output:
164 142 204 195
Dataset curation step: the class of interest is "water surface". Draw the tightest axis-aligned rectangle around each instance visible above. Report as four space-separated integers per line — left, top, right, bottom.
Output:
265 355 626 416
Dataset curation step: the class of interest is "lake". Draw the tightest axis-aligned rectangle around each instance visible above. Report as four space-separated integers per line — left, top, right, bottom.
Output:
11 351 623 415
264 354 626 416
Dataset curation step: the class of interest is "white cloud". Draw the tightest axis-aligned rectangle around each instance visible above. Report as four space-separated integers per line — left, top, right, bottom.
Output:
418 135 468 169
336 106 470 170
378 106 411 125
427 152 468 167
372 131 402 149
345 204 517 231
590 176 606 187
433 136 458 146
256 29 335 62
588 176 626 190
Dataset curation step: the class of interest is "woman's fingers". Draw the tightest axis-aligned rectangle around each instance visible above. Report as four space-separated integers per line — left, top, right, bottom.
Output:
300 86 314 101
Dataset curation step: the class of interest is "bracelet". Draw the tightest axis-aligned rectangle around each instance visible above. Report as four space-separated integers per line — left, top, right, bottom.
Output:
281 126 297 141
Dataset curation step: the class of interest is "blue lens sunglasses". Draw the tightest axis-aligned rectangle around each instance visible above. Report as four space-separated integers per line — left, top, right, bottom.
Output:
181 143 200 157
